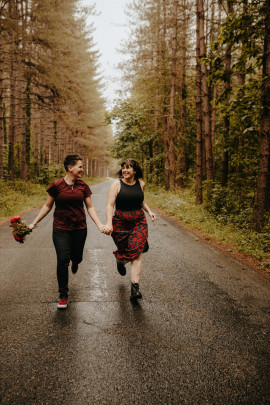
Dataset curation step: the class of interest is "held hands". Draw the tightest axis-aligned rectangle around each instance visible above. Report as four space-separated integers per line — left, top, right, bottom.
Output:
104 224 113 235
99 224 113 235
28 223 36 230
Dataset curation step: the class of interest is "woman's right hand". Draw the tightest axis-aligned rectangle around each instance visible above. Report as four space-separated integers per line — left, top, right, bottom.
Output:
99 224 110 235
104 224 113 235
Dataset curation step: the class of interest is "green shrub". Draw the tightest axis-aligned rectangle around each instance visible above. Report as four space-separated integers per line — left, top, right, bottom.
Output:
145 185 270 268
36 164 65 184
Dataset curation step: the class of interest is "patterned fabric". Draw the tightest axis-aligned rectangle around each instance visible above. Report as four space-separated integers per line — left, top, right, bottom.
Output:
112 209 148 264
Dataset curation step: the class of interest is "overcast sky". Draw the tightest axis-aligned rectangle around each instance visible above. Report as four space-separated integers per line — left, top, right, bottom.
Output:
80 0 129 108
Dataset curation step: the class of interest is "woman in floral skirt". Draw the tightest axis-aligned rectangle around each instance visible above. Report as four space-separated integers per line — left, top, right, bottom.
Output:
105 158 156 301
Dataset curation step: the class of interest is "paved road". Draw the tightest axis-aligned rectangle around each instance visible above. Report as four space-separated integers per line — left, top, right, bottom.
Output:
0 180 270 405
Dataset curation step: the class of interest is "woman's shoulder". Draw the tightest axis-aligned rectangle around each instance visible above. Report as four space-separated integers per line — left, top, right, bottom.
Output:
78 179 92 194
47 178 63 196
48 178 63 188
110 179 121 191
112 178 121 185
139 179 145 189
77 179 89 187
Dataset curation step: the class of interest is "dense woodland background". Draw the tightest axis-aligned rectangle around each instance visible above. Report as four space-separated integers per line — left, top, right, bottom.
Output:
0 0 113 183
0 0 269 233
111 0 270 232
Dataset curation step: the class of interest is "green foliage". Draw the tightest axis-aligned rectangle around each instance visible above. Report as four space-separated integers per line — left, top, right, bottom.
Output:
36 164 65 184
146 185 270 265
204 0 266 222
204 182 255 229
0 180 46 220
0 177 106 221
110 99 164 184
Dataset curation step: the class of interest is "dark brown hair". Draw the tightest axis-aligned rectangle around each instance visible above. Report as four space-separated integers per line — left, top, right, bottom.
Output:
64 154 83 172
116 158 143 179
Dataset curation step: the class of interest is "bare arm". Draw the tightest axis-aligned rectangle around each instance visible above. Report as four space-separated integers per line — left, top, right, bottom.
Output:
29 195 55 229
140 180 157 222
84 196 104 232
105 181 120 233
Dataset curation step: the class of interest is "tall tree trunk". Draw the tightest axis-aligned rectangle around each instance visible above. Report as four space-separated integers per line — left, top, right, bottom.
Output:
236 72 245 174
253 0 270 230
8 0 17 180
34 123 39 177
21 77 31 179
59 122 65 162
210 0 221 171
20 0 31 180
199 0 214 185
221 0 233 186
196 0 203 204
154 0 161 186
178 0 188 187
20 75 27 179
43 112 50 165
53 118 58 163
161 0 169 189
167 0 178 189
39 111 45 166
236 0 247 174
0 36 4 179
0 103 3 179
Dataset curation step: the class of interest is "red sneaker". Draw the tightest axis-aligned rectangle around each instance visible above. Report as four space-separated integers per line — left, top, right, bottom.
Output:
57 297 68 309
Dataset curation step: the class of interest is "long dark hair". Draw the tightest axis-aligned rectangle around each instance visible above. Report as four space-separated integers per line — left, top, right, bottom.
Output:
116 158 143 179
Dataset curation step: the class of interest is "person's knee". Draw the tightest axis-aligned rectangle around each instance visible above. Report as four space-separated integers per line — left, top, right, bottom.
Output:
134 254 142 263
57 256 70 266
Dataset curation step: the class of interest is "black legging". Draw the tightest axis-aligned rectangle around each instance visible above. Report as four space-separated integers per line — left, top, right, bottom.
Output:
53 228 87 298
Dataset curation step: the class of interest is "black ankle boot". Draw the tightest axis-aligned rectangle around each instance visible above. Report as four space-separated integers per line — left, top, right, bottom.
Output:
117 261 126 276
130 283 142 300
71 261 78 274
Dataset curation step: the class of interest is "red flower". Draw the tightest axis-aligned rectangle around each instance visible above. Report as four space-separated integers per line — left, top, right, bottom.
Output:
10 216 21 223
10 216 31 244
14 235 23 242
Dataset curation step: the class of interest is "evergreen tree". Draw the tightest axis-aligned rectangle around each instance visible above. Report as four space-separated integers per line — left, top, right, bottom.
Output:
0 0 113 181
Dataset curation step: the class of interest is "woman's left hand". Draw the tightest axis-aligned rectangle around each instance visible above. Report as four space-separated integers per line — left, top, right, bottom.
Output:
103 224 113 235
149 211 156 222
99 225 107 233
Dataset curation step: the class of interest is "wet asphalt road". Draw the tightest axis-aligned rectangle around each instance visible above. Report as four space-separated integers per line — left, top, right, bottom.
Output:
0 180 270 405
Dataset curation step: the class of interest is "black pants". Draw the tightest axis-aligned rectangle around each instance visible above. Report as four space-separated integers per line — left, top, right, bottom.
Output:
53 228 87 298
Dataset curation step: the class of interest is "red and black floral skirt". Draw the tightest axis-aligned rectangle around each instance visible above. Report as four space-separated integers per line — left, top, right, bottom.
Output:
111 209 148 264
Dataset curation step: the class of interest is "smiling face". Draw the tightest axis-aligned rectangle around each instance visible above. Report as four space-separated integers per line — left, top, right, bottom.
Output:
68 160 84 178
121 164 136 180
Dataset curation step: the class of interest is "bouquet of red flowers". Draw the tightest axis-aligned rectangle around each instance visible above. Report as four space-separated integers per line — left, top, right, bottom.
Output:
10 216 32 243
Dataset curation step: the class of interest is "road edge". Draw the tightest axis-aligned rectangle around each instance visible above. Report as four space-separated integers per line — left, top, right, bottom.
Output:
153 206 270 281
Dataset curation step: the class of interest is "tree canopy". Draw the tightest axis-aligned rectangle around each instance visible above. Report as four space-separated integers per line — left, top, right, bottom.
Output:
0 0 113 181
109 0 270 231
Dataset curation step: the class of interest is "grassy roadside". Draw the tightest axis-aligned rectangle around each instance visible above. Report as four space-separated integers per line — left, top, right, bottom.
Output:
0 177 108 222
145 187 270 273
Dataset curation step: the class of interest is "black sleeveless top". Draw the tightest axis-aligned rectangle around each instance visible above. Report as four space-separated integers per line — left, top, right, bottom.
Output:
115 179 144 211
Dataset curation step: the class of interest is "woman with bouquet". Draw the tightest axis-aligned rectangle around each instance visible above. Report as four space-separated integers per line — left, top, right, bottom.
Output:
29 154 107 309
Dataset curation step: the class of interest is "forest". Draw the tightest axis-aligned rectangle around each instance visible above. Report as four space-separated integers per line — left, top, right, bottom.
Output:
0 0 269 234
0 0 113 183
111 0 270 233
